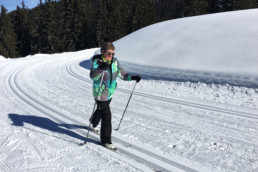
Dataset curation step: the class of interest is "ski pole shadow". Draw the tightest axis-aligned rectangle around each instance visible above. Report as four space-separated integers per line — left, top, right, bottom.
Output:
8 113 98 145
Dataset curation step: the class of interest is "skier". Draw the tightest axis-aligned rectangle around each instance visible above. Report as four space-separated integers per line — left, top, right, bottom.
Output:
89 42 141 149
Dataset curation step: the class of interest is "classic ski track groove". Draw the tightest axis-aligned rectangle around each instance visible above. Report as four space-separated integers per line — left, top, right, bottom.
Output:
66 63 256 145
5 63 153 172
66 62 258 120
5 61 198 172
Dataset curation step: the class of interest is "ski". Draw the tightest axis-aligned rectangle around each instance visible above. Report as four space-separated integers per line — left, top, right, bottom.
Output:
90 128 100 135
84 126 118 152
103 145 118 152
83 141 118 152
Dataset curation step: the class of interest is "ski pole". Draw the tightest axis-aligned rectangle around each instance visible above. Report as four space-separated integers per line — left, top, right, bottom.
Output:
115 81 137 131
84 71 105 144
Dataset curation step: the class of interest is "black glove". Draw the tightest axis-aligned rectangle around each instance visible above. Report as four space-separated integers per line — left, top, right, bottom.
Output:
99 62 109 70
131 75 141 83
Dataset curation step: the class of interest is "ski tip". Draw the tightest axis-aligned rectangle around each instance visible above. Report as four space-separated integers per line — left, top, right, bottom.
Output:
104 146 118 152
78 142 87 146
109 148 118 152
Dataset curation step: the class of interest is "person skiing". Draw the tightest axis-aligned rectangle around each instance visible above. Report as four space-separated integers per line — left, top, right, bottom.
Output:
89 42 141 149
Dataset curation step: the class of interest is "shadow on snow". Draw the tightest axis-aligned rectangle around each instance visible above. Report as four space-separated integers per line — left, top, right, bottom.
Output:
8 113 99 145
79 58 258 88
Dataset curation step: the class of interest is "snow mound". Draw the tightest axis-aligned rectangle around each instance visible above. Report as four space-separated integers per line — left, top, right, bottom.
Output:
114 9 258 88
0 55 6 61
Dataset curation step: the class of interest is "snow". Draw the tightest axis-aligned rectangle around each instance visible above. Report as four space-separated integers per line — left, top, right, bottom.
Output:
115 9 258 88
0 55 6 61
0 9 258 172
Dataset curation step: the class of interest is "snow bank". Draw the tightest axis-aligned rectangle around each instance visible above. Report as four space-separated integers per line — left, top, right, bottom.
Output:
114 9 258 87
0 55 6 61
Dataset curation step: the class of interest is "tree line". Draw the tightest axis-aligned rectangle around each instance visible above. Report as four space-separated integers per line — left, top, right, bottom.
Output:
0 0 257 58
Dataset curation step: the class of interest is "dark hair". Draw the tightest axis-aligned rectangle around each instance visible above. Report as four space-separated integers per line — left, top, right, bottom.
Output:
101 42 115 54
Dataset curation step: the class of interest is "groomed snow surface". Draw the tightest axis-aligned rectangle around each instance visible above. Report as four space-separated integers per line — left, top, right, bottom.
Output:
1 9 258 172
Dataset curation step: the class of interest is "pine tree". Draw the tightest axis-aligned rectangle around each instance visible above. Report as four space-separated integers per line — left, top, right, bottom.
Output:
31 0 49 54
207 0 222 13
96 0 141 45
131 0 156 32
155 0 190 21
74 0 89 50
187 0 208 16
106 0 127 41
95 0 108 46
13 1 32 57
255 0 258 6
45 0 63 53
0 5 18 58
220 0 235 11
233 0 257 10
84 0 97 48
96 0 129 44
62 0 87 51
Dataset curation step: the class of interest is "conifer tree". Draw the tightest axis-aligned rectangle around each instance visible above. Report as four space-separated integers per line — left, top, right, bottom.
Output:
187 0 208 16
155 0 189 21
0 5 18 58
74 0 88 50
95 0 109 46
220 0 235 11
207 0 222 13
62 0 87 51
84 0 97 48
107 0 127 41
13 1 32 57
31 0 49 54
255 0 258 6
96 0 128 44
131 0 156 32
233 0 257 10
45 0 63 53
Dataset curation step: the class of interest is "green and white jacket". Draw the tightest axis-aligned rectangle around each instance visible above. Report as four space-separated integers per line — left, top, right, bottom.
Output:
90 54 132 101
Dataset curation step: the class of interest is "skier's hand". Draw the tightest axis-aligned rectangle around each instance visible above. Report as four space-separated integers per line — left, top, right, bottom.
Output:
131 75 141 83
99 62 109 70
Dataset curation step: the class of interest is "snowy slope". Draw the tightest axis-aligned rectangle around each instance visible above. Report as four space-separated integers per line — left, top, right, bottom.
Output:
0 9 258 172
115 9 258 88
0 55 5 61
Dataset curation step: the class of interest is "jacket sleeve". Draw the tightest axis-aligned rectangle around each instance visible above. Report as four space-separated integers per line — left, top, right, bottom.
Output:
90 59 103 81
117 60 132 81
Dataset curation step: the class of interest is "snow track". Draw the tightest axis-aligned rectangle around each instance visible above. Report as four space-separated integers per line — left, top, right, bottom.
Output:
4 58 199 172
1 51 257 171
67 60 258 145
4 60 150 171
65 58 258 172
66 62 258 121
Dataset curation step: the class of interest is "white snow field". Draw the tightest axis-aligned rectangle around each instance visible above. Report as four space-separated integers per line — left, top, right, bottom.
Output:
1 9 258 172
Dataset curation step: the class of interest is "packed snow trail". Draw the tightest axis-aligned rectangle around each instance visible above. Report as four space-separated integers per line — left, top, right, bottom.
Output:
4 51 200 172
1 49 257 171
67 62 258 121
1 53 152 171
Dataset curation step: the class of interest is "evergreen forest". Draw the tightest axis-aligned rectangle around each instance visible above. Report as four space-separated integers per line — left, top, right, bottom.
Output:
0 0 257 58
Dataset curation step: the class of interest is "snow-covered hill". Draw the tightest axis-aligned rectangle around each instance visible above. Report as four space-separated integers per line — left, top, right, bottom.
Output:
0 9 258 172
0 55 6 61
115 9 258 88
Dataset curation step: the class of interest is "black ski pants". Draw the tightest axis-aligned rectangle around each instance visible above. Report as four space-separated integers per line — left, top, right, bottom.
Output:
91 99 112 144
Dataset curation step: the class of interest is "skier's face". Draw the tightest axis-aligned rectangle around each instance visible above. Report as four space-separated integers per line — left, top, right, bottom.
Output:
104 49 115 61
